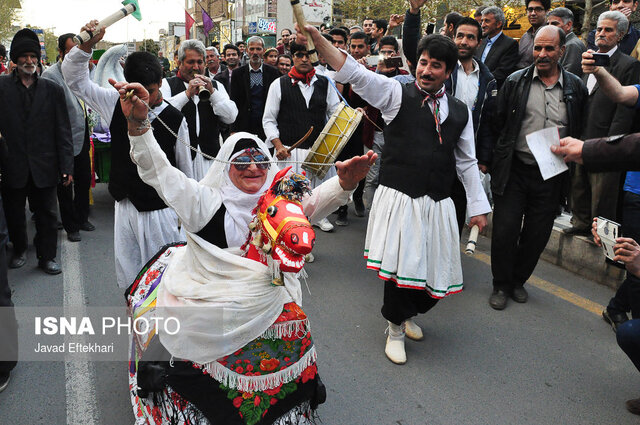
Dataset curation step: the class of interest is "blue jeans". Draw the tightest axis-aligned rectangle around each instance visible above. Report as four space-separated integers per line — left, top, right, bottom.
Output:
617 319 640 372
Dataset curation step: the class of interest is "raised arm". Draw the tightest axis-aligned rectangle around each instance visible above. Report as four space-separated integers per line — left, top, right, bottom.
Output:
582 50 639 107
113 80 222 232
61 20 119 125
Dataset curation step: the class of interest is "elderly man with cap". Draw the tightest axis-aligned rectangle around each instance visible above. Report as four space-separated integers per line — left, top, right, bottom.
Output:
0 28 74 275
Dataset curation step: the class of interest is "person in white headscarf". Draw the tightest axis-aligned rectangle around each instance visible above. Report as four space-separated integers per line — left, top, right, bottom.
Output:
114 80 375 425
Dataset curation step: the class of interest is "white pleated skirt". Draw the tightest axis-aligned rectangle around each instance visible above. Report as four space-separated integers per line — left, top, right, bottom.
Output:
364 185 463 298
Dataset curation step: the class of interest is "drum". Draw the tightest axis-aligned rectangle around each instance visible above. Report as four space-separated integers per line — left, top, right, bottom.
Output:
302 102 363 179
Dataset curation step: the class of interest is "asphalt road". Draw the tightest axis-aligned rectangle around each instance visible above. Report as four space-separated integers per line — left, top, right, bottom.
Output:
0 184 638 425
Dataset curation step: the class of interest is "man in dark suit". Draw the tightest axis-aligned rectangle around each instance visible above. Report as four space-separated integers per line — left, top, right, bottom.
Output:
229 36 280 140
213 44 241 93
0 29 73 275
587 0 640 55
475 6 519 88
566 11 640 236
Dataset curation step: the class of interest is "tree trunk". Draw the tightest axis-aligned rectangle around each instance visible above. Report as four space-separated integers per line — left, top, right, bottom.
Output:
582 0 594 42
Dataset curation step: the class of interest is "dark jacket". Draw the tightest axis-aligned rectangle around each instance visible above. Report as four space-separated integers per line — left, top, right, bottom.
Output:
583 133 640 172
445 61 498 167
490 65 588 195
474 33 519 88
213 68 231 93
0 72 74 189
582 48 640 140
229 64 280 138
402 9 420 67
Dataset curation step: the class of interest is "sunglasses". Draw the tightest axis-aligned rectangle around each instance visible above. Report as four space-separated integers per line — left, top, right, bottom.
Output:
293 52 310 59
232 148 270 170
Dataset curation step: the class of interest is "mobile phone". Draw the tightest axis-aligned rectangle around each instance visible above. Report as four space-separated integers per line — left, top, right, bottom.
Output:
592 53 610 67
426 23 435 34
596 216 623 264
366 55 380 67
384 56 403 68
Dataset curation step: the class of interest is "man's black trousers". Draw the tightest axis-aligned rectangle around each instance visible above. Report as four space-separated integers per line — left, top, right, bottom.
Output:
491 158 563 292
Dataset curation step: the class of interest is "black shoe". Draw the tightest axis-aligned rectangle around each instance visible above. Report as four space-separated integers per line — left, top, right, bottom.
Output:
335 206 349 226
67 231 81 242
79 221 95 231
38 259 61 275
602 309 628 332
626 397 640 415
562 226 590 236
0 371 10 393
511 286 528 303
9 252 26 269
489 290 508 310
353 198 365 217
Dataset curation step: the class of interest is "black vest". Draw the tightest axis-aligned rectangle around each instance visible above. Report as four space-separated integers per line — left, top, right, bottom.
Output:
195 204 228 248
381 83 469 200
276 75 328 149
108 101 180 211
167 76 221 159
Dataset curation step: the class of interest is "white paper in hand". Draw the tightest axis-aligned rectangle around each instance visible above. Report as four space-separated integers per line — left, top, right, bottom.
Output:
525 127 568 180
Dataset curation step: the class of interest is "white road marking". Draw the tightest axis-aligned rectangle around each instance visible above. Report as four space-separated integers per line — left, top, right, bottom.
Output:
61 235 99 424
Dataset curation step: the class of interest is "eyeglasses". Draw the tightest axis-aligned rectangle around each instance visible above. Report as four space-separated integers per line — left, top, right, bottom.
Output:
293 52 310 59
527 6 545 12
232 148 270 170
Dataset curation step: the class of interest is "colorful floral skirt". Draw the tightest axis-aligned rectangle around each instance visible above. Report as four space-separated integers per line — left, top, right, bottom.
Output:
126 243 325 425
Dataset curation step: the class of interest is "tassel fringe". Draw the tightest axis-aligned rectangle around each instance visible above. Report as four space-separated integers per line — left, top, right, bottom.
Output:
200 346 317 393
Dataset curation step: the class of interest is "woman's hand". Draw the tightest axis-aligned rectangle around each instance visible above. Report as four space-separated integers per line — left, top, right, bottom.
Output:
336 150 377 191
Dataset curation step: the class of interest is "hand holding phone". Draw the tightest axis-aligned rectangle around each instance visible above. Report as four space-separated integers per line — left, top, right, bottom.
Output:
591 53 610 67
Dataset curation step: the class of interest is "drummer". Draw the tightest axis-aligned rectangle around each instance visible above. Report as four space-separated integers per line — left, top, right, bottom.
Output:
263 41 341 233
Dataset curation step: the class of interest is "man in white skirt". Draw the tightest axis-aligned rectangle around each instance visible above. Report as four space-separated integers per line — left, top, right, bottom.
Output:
295 26 490 364
63 21 195 288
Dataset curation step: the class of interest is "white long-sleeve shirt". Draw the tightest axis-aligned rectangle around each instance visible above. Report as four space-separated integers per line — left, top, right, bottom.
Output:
61 46 194 178
160 76 238 137
334 54 491 217
129 129 352 236
262 74 341 146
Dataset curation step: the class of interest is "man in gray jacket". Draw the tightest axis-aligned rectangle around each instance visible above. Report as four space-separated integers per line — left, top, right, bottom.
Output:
42 33 94 242
547 7 586 77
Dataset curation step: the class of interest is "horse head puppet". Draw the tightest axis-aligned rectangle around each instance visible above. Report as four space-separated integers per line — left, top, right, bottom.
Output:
243 166 316 284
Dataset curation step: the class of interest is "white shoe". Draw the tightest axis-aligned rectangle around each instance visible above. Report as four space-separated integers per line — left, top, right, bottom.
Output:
304 253 315 263
404 318 424 341
385 322 406 365
315 218 334 232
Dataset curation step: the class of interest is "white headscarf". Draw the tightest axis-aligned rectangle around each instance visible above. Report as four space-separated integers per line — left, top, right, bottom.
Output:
201 132 280 247
157 132 300 364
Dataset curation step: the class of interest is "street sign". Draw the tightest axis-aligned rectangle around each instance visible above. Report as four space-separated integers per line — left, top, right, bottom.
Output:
248 22 257 34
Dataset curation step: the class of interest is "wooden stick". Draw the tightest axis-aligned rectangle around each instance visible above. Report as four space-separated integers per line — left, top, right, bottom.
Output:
287 126 314 153
289 0 320 66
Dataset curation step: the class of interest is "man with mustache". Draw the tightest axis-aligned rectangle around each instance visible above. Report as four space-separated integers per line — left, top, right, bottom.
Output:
63 20 195 287
295 25 490 364
204 46 224 77
489 26 588 310
565 11 640 239
162 40 237 180
0 28 73 275
587 0 640 55
229 36 280 141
